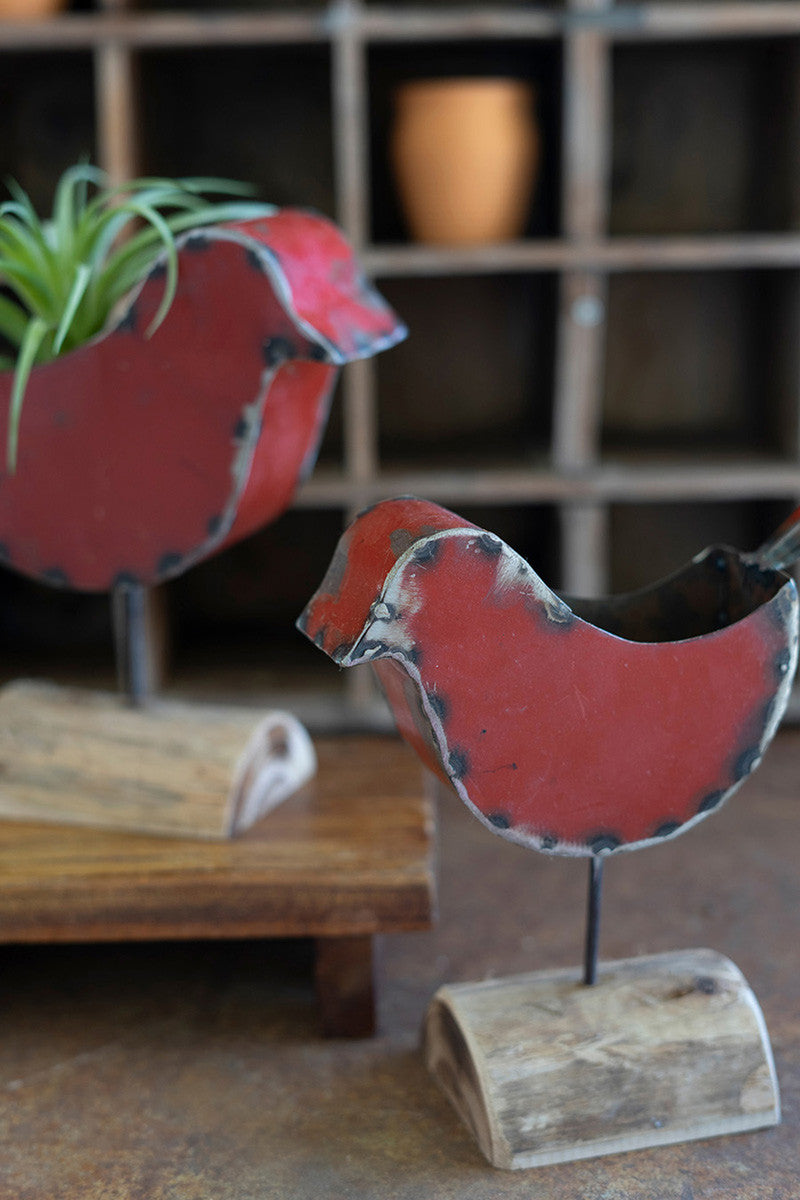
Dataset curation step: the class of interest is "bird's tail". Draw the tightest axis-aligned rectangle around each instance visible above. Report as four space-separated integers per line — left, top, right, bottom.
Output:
755 504 800 572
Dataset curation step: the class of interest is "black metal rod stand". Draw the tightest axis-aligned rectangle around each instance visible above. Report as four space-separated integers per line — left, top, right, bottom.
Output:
111 581 151 706
583 854 604 986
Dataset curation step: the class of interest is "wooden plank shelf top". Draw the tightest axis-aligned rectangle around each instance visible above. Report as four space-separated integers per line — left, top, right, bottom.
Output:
0 734 434 945
0 733 434 1035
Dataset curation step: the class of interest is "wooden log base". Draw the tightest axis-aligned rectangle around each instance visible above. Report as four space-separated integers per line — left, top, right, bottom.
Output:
0 680 317 838
423 948 780 1170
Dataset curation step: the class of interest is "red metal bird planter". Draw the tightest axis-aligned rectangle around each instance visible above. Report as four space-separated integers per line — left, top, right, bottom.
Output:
0 210 404 593
0 209 405 697
299 495 799 1166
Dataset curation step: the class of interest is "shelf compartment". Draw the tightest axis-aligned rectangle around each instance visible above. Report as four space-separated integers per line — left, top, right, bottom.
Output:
608 498 794 594
137 43 334 212
367 38 561 244
0 52 95 210
373 273 557 469
441 501 562 590
0 575 114 692
603 269 800 459
166 506 348 704
611 37 800 235
313 373 345 468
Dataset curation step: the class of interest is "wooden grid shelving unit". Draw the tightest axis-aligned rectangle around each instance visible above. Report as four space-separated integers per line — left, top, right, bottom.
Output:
2 0 800 724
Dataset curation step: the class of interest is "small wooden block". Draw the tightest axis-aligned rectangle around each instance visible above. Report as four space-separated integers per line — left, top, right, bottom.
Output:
423 948 780 1169
0 680 316 839
315 934 376 1038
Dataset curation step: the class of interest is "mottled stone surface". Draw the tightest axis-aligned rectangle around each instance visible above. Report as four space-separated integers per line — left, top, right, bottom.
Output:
1 728 799 1198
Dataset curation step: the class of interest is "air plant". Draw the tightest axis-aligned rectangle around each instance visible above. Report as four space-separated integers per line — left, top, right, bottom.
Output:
0 163 273 471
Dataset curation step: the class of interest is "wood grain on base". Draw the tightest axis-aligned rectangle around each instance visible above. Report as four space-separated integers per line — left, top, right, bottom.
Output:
423 948 780 1170
0 681 316 838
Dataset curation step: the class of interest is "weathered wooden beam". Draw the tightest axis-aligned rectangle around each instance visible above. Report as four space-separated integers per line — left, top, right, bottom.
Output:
297 458 800 508
4 4 800 55
364 234 800 277
424 948 780 1169
0 681 316 839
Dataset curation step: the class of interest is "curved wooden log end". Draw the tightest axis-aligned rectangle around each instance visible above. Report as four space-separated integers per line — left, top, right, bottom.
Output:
423 948 780 1170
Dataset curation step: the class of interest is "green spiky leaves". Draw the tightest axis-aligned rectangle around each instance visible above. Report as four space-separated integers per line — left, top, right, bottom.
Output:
0 164 273 471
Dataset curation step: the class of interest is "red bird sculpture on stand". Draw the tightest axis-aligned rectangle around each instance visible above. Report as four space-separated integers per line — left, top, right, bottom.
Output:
299 495 800 980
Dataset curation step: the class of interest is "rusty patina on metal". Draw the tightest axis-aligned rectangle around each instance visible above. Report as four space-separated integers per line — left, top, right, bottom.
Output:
299 496 800 857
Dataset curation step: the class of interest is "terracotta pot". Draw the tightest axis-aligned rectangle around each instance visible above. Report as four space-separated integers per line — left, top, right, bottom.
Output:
0 0 66 19
390 77 540 246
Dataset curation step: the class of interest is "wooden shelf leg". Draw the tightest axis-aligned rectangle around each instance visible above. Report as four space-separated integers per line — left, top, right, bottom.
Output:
314 934 376 1038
